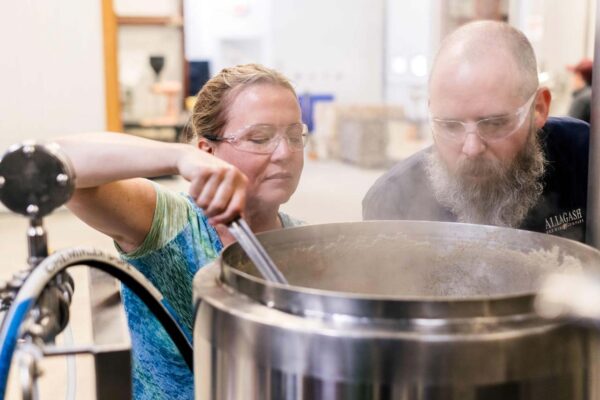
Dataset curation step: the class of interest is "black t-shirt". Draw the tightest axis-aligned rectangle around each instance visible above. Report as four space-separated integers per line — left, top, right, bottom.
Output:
362 117 590 243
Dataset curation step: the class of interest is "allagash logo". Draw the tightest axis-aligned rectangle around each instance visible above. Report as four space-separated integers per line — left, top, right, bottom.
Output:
545 208 584 234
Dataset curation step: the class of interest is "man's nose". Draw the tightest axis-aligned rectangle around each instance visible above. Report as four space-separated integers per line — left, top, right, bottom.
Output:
461 132 486 157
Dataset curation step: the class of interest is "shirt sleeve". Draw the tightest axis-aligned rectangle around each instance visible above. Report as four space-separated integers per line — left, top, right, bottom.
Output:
117 181 192 260
362 177 404 220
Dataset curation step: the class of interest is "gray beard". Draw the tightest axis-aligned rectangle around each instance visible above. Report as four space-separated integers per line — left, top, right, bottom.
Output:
425 127 546 228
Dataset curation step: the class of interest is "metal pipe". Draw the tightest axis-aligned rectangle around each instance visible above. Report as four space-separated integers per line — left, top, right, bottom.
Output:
585 0 600 248
27 218 47 269
0 248 194 400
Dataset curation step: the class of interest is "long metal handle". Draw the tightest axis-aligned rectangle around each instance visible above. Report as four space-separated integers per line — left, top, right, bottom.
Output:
228 218 288 285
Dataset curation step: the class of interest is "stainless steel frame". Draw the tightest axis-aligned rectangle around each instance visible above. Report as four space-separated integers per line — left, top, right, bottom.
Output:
586 0 600 247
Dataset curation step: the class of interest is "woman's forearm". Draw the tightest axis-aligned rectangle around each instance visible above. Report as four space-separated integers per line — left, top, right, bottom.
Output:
55 132 194 188
56 131 247 225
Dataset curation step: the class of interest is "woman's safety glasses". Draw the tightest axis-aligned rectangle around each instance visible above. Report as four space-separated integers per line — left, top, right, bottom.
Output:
204 123 308 154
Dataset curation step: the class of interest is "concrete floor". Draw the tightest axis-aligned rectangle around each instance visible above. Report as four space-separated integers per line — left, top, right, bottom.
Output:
1 158 385 399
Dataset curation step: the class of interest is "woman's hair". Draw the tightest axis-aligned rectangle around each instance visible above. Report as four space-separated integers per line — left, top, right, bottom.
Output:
189 63 296 142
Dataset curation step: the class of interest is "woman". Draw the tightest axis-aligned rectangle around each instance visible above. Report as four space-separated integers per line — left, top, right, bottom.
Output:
57 64 306 399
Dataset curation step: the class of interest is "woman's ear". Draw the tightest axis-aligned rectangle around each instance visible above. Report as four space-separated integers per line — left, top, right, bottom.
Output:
198 139 214 154
533 87 552 129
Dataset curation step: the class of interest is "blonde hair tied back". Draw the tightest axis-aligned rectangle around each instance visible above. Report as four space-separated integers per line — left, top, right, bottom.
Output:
189 63 296 142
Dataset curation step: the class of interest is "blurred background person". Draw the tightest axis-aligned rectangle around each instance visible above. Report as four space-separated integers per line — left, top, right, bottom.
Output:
567 58 593 123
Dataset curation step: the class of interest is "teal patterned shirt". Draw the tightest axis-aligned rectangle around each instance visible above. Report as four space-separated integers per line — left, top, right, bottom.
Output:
119 182 299 400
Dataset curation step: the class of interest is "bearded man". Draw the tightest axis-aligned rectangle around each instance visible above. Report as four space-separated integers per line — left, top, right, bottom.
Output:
362 21 589 242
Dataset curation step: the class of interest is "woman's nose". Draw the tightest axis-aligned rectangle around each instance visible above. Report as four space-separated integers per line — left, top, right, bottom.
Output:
461 132 486 157
270 135 293 159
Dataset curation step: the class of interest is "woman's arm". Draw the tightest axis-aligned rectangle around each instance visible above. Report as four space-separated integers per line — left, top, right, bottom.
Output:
56 132 247 252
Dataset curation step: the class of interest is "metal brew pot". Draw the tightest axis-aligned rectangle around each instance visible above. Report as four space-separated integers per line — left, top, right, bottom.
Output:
193 221 600 399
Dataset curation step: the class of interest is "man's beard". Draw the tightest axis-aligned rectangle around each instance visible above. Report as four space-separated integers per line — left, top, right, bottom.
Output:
425 126 546 227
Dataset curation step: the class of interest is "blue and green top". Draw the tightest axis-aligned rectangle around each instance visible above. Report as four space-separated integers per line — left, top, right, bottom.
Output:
118 182 299 400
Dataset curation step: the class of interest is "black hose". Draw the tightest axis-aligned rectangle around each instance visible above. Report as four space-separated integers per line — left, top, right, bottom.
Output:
84 259 194 366
0 248 194 400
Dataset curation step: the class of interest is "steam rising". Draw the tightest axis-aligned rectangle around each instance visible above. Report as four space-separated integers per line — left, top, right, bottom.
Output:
230 232 583 299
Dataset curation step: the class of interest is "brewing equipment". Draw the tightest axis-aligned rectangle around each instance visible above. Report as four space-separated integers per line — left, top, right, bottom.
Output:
0 142 193 400
194 221 600 400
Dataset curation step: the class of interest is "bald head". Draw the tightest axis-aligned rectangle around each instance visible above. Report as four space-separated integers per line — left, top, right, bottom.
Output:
430 21 539 100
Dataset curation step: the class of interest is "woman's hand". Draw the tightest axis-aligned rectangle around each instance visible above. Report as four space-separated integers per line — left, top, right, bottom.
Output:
177 149 248 225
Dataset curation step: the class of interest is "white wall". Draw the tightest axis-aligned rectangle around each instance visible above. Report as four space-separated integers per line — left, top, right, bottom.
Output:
184 0 384 103
0 1 105 152
270 0 384 103
184 0 273 71
587 0 596 57
510 0 595 114
384 0 437 120
115 0 178 16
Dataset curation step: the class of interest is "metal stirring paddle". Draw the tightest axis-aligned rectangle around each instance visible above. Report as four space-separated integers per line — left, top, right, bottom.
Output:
228 218 288 285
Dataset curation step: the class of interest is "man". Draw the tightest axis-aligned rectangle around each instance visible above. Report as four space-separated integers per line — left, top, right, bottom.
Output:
567 58 593 123
363 21 589 243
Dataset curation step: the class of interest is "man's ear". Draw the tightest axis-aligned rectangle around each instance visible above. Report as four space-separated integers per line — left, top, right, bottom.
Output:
533 87 552 129
198 139 214 154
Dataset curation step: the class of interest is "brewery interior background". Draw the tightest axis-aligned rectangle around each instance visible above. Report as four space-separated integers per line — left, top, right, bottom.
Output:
0 0 596 398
